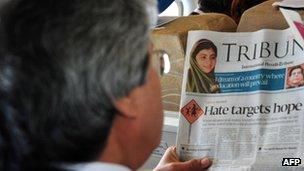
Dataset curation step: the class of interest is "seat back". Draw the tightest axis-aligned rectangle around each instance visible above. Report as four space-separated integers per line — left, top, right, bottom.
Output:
237 0 304 32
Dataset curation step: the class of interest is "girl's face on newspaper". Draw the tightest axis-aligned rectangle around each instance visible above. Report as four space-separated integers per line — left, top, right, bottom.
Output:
195 48 216 73
290 68 304 85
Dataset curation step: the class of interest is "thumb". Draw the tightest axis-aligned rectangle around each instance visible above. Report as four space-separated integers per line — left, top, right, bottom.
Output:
172 158 212 171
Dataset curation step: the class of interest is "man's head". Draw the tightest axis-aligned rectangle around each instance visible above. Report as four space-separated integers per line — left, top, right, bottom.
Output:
0 0 162 170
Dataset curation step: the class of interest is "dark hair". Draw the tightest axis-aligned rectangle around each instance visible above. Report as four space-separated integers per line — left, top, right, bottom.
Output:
0 0 152 170
198 0 232 15
230 0 266 23
196 0 266 23
289 66 304 77
191 39 217 60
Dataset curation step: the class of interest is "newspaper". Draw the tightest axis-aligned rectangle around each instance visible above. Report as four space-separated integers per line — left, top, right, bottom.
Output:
176 28 304 170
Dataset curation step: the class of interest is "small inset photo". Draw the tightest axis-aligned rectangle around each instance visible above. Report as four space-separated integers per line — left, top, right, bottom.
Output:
286 64 304 89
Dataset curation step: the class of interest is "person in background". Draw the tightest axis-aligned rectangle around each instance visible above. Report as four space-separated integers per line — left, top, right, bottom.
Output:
287 65 304 89
190 0 267 23
0 0 212 171
190 0 231 15
186 39 220 94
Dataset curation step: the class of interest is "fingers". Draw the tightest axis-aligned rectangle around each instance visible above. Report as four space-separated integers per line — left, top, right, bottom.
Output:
164 146 179 161
200 158 213 169
154 145 213 171
156 146 179 168
169 158 212 171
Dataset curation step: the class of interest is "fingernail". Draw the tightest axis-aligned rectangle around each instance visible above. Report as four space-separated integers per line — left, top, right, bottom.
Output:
201 158 212 166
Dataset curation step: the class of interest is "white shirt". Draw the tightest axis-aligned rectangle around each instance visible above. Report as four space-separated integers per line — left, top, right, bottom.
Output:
64 162 131 171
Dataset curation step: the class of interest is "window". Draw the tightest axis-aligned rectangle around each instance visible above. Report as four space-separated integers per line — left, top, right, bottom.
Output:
159 1 180 16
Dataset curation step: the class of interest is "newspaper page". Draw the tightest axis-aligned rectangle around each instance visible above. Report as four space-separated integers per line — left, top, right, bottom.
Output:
176 28 304 171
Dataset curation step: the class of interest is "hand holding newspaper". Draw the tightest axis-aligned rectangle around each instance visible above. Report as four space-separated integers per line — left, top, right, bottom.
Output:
176 28 304 170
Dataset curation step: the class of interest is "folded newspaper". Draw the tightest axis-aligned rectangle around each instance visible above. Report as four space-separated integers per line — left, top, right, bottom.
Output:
176 28 304 170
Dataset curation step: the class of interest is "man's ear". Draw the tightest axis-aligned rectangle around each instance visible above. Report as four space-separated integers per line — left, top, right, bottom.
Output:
113 95 138 118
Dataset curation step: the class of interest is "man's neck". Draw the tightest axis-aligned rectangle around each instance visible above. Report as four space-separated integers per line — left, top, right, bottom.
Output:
99 127 126 165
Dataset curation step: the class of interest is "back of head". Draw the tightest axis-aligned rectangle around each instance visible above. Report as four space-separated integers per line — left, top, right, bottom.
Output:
197 0 232 15
197 0 266 23
0 0 156 170
230 0 266 23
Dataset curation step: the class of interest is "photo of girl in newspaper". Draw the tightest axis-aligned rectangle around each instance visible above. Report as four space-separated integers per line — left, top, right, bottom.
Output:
186 39 220 93
286 65 304 89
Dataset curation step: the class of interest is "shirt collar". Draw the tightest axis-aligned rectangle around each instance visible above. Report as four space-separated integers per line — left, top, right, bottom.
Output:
63 162 131 171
